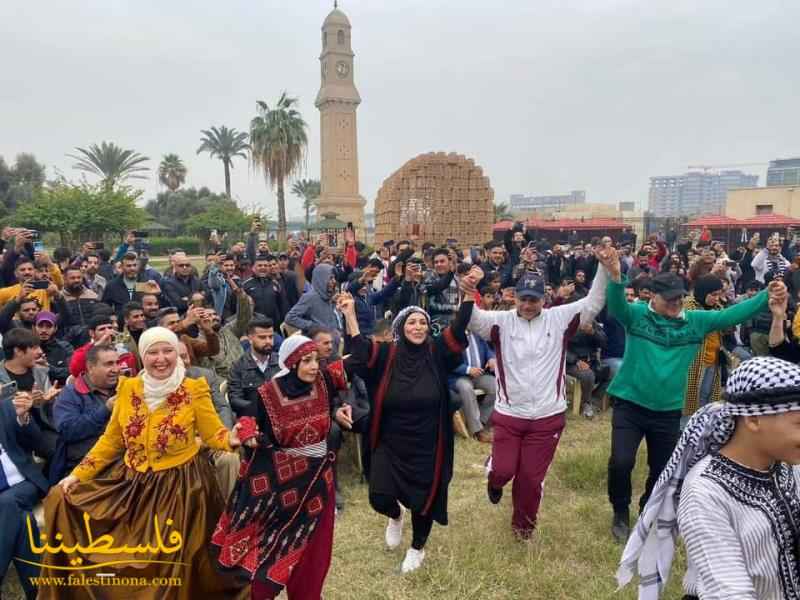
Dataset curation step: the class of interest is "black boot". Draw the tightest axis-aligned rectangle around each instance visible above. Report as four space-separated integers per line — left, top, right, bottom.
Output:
334 461 344 512
487 480 503 505
611 509 630 543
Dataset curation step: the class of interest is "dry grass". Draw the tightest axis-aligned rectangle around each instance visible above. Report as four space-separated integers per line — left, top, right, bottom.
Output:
326 411 687 600
3 411 688 599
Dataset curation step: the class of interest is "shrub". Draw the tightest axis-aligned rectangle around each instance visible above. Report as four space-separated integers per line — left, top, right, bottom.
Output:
146 236 202 256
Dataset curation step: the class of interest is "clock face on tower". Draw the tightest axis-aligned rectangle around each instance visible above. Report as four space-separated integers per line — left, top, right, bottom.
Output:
336 61 350 79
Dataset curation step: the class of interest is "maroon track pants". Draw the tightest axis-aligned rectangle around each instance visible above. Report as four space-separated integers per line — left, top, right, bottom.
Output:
489 411 566 536
251 480 335 600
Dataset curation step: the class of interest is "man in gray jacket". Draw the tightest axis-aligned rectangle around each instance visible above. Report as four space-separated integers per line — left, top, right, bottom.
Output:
284 263 341 348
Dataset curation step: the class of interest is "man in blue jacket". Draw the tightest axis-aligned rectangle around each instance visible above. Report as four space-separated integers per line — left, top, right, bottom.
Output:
448 329 497 443
51 345 119 482
0 377 50 599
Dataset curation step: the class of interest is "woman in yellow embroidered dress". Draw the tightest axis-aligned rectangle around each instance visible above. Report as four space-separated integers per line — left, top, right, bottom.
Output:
38 327 249 600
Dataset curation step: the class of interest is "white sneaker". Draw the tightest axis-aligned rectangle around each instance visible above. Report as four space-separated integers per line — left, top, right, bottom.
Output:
401 547 425 573
385 507 405 549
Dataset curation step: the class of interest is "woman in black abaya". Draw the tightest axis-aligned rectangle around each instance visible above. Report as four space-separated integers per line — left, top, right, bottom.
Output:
340 270 478 573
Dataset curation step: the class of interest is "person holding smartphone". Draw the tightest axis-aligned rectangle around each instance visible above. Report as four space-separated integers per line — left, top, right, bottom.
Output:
0 328 61 463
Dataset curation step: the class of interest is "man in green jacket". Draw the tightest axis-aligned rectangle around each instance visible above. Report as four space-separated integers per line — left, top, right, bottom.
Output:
604 249 783 542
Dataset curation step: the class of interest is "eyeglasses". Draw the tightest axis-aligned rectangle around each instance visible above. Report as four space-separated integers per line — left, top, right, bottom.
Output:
177 263 192 268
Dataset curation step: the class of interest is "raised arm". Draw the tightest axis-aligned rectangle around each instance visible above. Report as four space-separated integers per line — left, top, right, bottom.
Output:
693 287 769 334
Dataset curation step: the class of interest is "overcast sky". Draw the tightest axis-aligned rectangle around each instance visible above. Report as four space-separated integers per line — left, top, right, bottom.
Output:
2 0 798 219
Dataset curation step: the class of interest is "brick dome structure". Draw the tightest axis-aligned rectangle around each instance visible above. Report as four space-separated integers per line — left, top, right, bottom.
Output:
373 152 494 247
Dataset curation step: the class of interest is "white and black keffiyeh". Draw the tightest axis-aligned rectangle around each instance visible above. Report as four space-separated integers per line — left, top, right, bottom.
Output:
616 356 800 599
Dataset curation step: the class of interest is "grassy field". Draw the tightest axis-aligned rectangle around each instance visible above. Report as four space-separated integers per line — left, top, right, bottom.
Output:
2 257 691 598
325 410 686 600
3 411 687 599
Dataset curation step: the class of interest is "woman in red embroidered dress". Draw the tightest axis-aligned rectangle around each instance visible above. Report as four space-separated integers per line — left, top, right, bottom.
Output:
39 327 250 600
212 322 358 600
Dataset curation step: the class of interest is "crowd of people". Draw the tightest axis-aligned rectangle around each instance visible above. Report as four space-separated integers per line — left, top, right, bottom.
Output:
0 218 797 599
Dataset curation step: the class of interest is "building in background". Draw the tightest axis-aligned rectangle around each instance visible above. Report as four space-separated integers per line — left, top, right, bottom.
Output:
649 170 758 217
315 5 366 237
509 190 585 213
767 158 800 187
726 186 800 220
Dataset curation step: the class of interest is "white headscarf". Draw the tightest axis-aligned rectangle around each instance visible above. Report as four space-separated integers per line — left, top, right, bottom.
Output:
275 334 318 378
138 326 186 412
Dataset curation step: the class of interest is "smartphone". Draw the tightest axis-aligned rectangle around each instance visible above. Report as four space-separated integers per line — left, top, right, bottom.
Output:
132 231 149 238
33 241 44 253
28 230 40 241
93 241 105 250
31 280 49 290
0 381 17 401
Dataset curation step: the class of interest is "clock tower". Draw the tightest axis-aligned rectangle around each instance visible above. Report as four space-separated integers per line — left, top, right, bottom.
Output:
315 4 366 237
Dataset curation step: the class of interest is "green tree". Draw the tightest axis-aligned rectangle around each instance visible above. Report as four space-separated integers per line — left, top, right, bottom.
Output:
158 153 187 192
494 202 513 221
184 201 252 241
16 181 145 245
249 92 308 243
291 178 321 229
0 153 46 211
68 141 150 189
145 187 230 234
196 126 249 199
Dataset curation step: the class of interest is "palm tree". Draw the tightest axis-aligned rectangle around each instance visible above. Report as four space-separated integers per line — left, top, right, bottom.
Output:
249 92 308 242
494 201 514 221
158 153 187 192
68 141 149 189
291 179 321 229
196 126 249 198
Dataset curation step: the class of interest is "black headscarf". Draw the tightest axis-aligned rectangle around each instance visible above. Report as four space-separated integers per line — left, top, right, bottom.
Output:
392 307 433 389
693 275 723 309
277 367 313 398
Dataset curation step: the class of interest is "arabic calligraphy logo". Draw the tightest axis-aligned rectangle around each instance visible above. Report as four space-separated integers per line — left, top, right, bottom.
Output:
15 512 185 571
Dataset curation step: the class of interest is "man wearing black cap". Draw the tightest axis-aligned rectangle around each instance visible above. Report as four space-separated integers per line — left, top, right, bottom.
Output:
604 257 784 543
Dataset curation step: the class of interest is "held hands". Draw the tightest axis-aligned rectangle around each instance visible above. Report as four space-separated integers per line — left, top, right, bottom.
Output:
767 280 788 318
459 266 484 296
230 420 260 449
595 243 621 280
335 404 353 430
336 292 357 318
468 367 484 378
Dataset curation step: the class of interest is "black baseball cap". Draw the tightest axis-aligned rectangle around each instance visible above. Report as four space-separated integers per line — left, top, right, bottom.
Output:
516 274 545 300
651 272 687 300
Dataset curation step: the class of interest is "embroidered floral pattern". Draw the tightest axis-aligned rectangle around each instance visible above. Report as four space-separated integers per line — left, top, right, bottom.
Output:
153 385 191 457
77 454 97 470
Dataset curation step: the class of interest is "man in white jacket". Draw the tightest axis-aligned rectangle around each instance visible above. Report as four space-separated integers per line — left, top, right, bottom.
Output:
468 244 617 539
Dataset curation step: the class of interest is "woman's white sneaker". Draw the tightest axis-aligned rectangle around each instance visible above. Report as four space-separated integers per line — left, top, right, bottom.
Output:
385 507 405 549
401 547 425 573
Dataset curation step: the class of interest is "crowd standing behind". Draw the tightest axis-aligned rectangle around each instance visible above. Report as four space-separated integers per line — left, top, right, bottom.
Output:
0 219 794 598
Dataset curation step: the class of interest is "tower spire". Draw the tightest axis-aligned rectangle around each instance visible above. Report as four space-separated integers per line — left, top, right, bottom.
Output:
334 0 338 8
